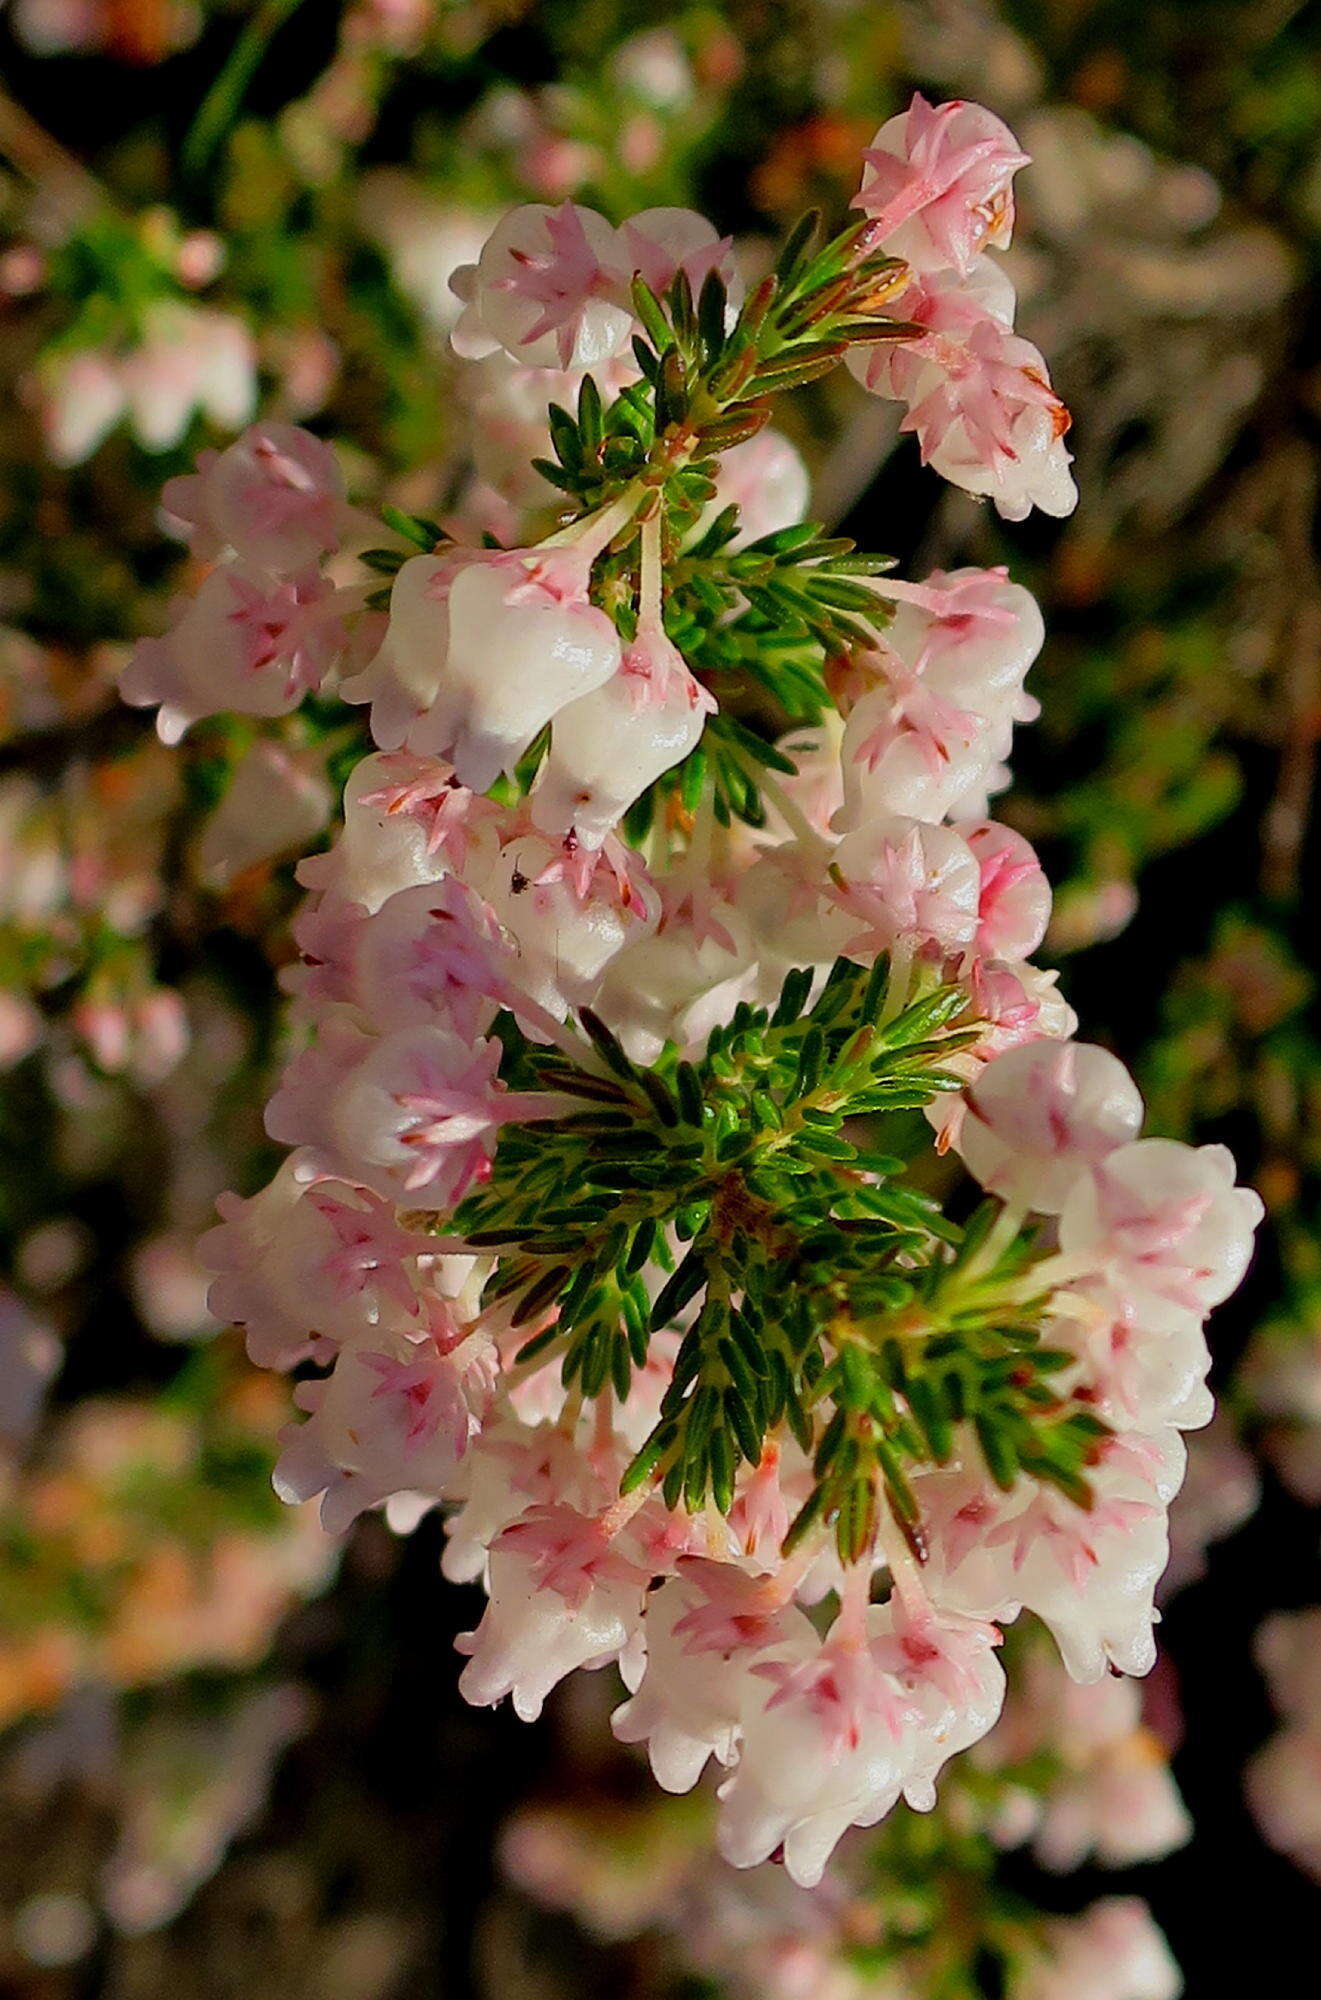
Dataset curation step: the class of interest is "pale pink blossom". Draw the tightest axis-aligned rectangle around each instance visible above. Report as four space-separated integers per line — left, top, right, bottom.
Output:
831 816 982 959
1050 1281 1213 1433
457 1502 649 1719
530 619 715 849
957 1040 1145 1214
264 1017 518 1206
849 267 1076 521
715 1625 918 1883
201 1162 435 1369
331 876 513 1040
617 206 739 308
197 740 332 884
960 821 1051 961
855 95 1029 276
452 203 633 370
480 828 660 1020
341 549 463 753
898 310 1076 520
926 1433 1185 1683
978 1640 1190 1871
1245 1722 1321 1882
274 1321 492 1532
1060 1140 1263 1316
38 349 125 465
297 752 497 914
613 1560 814 1791
1010 1900 1181 2000
404 547 623 790
120 562 348 742
161 421 345 571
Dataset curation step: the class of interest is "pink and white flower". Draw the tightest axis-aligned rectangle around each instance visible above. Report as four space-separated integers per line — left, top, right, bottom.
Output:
457 1502 650 1719
452 203 634 370
957 1040 1145 1214
855 94 1029 277
162 421 346 572
121 561 350 741
530 618 715 850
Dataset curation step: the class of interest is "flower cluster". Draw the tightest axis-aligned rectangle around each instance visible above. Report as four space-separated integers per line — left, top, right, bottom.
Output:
499 1616 1192 2000
121 99 1260 1894
1246 1607 1321 1882
847 94 1076 521
38 300 255 467
973 1628 1189 1871
120 422 371 741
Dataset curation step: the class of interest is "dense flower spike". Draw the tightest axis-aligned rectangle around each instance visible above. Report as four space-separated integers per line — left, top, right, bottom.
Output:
126 97 1259 1909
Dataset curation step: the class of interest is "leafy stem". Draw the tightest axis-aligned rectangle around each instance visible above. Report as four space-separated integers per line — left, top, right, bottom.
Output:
449 955 1109 1560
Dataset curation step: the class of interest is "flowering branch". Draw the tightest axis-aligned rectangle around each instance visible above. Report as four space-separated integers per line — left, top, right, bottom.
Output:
118 91 1261 1893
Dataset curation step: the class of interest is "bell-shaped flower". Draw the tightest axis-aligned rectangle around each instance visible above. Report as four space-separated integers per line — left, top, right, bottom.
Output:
161 421 346 572
1009 1900 1181 2000
847 254 1017 402
297 752 500 914
867 1596 1007 1810
1050 1280 1213 1433
1035 1729 1193 1873
440 1420 606 1586
838 651 994 825
1060 1138 1263 1318
38 348 128 466
957 1040 1145 1214
457 1502 650 1719
734 845 853 975
930 1432 1186 1683
903 315 1077 521
1246 1719 1321 1885
593 887 759 1064
201 1162 433 1370
961 820 1051 961
122 301 256 450
197 740 332 886
618 205 740 308
613 1559 813 1793
451 203 634 370
341 550 461 753
265 1016 514 1207
273 1319 492 1533
888 567 1044 720
347 876 512 1041
530 619 714 850
850 268 1076 521
831 815 982 959
1256 1606 1321 1721
120 561 346 742
715 1622 922 1886
480 828 660 1021
854 94 1029 276
406 547 622 792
